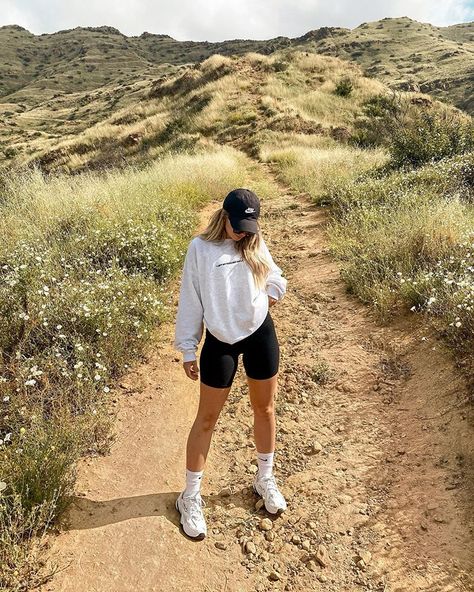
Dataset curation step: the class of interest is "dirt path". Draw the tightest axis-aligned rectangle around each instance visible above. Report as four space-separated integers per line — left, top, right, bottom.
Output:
41 163 474 592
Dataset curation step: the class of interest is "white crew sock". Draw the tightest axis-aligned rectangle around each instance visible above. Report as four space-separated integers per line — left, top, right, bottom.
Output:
184 468 203 497
257 451 274 480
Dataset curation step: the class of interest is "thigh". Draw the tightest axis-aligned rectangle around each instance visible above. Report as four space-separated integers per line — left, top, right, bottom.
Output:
195 380 232 421
242 313 280 381
199 330 239 389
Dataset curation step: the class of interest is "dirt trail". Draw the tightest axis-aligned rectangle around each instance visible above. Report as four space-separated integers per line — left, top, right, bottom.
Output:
41 164 474 592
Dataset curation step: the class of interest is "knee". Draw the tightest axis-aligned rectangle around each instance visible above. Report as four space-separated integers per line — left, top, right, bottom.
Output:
252 403 275 419
196 412 219 433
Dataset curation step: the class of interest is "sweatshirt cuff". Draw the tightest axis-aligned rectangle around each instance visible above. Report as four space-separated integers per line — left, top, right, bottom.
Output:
182 350 197 363
266 285 282 301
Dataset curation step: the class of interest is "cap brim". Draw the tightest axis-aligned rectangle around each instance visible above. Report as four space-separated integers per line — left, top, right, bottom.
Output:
229 216 258 234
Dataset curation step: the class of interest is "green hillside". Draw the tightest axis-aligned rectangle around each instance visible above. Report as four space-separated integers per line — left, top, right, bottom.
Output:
1 17 473 114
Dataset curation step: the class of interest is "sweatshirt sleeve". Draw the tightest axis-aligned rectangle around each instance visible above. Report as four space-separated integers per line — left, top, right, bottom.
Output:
173 238 204 362
260 237 288 301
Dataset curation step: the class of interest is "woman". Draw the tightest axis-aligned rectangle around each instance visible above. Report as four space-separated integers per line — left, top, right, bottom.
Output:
173 188 288 540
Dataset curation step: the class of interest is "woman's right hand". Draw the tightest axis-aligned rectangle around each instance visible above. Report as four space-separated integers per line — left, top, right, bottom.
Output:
183 360 199 381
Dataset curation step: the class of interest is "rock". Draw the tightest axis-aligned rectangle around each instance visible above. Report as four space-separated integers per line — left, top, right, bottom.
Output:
265 531 275 542
302 539 311 552
260 518 273 531
308 521 317 530
355 550 372 565
245 541 257 554
317 574 328 582
291 534 301 544
309 441 323 455
306 560 317 572
255 499 265 511
249 464 258 474
219 488 232 497
215 541 227 550
268 571 281 581
315 544 330 567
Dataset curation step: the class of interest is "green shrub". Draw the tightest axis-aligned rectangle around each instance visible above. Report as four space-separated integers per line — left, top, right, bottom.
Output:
334 76 353 97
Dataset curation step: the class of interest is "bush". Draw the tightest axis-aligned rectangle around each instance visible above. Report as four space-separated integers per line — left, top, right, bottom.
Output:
352 93 474 168
334 76 353 97
390 110 474 168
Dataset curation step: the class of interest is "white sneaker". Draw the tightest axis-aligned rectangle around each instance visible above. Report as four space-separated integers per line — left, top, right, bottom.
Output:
175 491 207 540
253 472 287 515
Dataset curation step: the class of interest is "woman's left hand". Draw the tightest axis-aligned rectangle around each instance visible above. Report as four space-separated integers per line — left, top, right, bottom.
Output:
268 296 277 307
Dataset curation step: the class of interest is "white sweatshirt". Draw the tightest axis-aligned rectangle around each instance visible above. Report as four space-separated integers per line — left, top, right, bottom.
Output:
174 234 287 362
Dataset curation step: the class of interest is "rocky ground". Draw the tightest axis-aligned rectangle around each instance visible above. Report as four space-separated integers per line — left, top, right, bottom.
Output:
40 163 474 592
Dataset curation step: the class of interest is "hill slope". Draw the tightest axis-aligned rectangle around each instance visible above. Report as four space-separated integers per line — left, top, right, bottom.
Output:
0 16 473 115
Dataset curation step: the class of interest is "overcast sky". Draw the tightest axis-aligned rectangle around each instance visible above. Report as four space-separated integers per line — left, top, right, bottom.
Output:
1 0 473 41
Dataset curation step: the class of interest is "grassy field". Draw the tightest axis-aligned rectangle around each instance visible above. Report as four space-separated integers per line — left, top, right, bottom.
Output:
0 146 278 590
265 96 474 381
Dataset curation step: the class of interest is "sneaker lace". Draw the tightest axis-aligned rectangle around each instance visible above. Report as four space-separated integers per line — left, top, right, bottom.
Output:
261 475 280 500
183 493 206 523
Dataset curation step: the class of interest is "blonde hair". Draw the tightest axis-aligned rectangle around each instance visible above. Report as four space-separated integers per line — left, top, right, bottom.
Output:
198 207 272 291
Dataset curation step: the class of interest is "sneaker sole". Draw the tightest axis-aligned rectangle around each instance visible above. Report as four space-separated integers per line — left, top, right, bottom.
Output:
175 498 206 541
252 485 286 516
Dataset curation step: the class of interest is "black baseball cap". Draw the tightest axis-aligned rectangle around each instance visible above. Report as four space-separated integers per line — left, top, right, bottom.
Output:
222 188 260 234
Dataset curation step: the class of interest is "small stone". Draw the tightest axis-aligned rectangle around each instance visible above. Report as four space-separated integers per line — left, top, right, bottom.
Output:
309 441 323 455
291 534 301 544
306 560 317 572
219 488 232 497
260 518 273 531
215 542 227 550
245 541 257 554
255 499 265 511
268 571 281 581
355 550 372 565
249 464 258 474
315 544 330 567
308 521 317 530
265 531 275 542
302 539 311 552
317 574 328 583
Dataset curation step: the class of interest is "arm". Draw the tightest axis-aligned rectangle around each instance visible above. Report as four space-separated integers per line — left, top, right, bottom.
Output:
173 239 204 362
260 236 288 301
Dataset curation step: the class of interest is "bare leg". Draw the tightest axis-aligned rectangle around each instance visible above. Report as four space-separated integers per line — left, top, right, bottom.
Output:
186 382 232 471
247 374 278 453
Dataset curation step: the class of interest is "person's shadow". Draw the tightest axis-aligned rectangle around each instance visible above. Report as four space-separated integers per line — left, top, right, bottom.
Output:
57 488 256 536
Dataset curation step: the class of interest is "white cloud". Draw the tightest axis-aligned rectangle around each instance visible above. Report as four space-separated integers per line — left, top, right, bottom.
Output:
0 0 472 40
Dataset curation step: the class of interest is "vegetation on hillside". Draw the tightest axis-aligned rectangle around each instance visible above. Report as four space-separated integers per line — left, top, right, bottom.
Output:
0 147 277 589
264 90 474 380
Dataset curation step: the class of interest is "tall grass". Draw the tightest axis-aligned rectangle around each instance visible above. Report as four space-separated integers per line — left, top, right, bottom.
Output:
0 146 278 589
261 144 388 200
268 137 474 380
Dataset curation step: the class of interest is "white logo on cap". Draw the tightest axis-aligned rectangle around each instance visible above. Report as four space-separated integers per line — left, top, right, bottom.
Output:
245 207 255 213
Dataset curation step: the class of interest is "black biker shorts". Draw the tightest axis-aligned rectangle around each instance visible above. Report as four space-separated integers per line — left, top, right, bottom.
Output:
199 311 280 388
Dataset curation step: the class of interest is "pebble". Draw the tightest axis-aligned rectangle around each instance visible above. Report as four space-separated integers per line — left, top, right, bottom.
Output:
309 441 323 455
249 464 258 474
306 560 317 572
291 534 301 544
215 542 227 550
355 550 372 568
317 574 328 583
265 531 275 542
301 539 311 552
268 571 281 581
260 518 273 531
255 499 265 511
315 544 330 567
245 541 257 554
